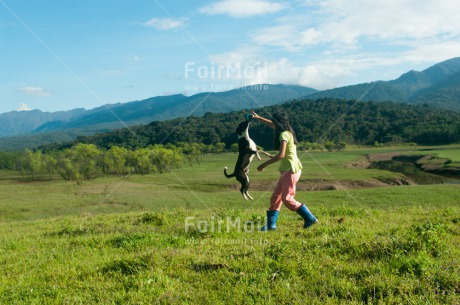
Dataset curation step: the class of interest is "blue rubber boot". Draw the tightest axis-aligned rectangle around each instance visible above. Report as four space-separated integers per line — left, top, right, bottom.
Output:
260 210 279 231
296 204 318 228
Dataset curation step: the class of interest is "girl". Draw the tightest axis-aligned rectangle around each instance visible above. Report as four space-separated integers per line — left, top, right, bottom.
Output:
251 111 318 230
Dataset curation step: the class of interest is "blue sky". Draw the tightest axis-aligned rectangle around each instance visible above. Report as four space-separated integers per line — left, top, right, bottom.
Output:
1 0 460 114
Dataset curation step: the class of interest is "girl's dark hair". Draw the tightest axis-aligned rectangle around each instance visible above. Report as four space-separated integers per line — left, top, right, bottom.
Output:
272 111 298 150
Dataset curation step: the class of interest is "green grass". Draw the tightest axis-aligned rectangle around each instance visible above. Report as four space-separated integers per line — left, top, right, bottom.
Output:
426 146 460 167
1 147 459 304
0 150 405 222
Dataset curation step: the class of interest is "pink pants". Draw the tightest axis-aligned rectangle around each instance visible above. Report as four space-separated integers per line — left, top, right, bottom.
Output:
269 171 302 211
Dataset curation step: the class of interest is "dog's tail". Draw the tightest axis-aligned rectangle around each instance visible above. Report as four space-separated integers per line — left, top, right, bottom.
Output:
224 167 235 178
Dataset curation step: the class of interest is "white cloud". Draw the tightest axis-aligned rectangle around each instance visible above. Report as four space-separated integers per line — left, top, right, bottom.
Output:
245 57 351 90
143 18 188 31
208 45 456 90
314 0 460 45
17 86 51 97
252 0 460 51
251 25 300 51
17 103 31 111
234 0 460 88
300 28 323 45
206 47 273 82
209 46 263 65
399 41 460 64
209 48 347 89
199 0 286 18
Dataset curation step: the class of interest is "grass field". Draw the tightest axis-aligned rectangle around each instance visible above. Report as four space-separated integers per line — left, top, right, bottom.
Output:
1 147 459 304
423 146 460 168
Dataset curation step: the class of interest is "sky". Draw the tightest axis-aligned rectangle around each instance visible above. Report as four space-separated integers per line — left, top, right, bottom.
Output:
1 0 460 114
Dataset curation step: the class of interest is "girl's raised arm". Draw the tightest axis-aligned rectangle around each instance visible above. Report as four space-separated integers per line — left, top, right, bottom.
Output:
250 111 275 129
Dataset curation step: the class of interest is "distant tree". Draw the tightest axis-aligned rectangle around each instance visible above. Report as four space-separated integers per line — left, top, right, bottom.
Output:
336 142 347 151
215 142 226 154
312 143 325 151
0 151 19 170
324 141 336 152
230 143 239 153
149 146 182 173
99 151 115 175
203 144 217 154
164 143 176 150
298 141 326 151
99 146 129 175
71 144 101 179
129 148 156 175
56 152 79 181
19 149 45 178
181 143 202 166
42 153 57 178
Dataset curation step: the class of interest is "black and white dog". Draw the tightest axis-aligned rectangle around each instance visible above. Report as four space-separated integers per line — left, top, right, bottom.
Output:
224 118 270 200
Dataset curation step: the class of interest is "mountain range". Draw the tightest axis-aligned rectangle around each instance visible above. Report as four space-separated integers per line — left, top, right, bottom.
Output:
308 57 460 110
1 57 459 150
0 84 316 139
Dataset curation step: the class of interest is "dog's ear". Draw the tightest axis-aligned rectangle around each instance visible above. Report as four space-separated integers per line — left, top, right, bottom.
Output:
236 121 246 134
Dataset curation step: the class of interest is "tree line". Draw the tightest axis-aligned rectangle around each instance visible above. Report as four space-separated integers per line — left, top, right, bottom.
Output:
2 139 351 179
37 98 460 152
13 142 226 180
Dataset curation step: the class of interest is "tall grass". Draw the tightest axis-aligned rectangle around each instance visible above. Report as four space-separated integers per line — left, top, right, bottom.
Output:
0 148 459 304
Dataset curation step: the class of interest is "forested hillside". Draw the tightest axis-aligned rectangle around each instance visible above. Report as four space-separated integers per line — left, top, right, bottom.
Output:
40 99 460 152
409 70 460 111
0 85 317 150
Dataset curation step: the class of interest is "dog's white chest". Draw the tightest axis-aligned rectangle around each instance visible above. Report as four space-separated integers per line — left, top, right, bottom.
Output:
248 138 257 150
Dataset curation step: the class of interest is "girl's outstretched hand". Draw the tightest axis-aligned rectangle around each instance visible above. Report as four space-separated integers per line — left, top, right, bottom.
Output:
250 111 275 129
250 111 260 119
257 164 265 172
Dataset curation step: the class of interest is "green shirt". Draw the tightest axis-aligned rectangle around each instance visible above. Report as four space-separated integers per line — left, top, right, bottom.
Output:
278 131 303 173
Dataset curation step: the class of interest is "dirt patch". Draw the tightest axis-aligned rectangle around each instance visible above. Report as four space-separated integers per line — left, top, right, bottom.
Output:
294 179 392 191
366 152 411 162
225 177 413 192
345 152 408 169
345 160 371 169
376 153 460 178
